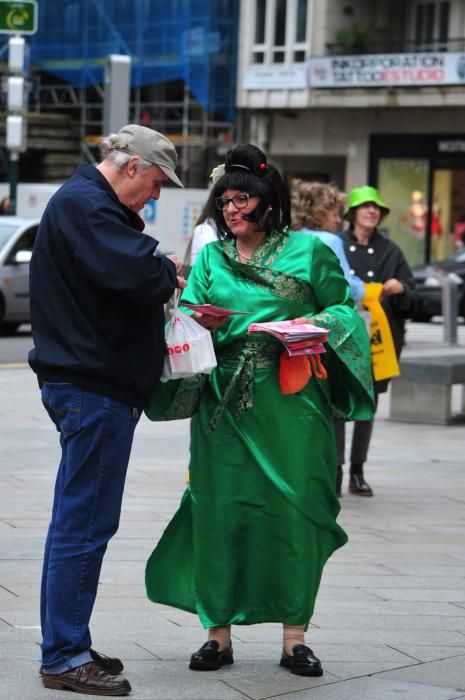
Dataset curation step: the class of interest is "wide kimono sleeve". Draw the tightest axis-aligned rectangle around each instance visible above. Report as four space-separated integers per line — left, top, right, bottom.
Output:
309 238 375 421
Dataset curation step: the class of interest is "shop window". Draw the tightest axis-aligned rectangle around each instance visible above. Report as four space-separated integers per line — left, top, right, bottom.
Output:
377 158 429 266
377 158 463 265
251 0 311 65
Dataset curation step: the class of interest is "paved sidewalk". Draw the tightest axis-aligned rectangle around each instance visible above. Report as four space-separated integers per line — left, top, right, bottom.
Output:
0 325 464 699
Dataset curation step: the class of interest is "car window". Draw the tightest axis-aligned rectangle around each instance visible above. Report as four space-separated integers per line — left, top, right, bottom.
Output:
0 224 21 249
5 226 38 264
453 250 465 263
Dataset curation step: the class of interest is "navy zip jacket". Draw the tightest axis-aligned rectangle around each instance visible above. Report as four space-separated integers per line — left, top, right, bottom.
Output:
28 163 178 408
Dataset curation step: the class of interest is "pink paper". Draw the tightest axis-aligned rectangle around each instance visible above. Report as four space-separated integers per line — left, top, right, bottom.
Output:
181 302 252 317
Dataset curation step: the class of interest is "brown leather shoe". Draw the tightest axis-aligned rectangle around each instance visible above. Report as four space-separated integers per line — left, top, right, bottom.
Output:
40 649 123 676
42 661 131 696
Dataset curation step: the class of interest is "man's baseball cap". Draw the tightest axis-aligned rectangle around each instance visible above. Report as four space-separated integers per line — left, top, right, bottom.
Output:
113 124 183 187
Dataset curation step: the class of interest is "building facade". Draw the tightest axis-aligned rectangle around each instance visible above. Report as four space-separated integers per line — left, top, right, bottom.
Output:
237 0 465 264
0 0 240 186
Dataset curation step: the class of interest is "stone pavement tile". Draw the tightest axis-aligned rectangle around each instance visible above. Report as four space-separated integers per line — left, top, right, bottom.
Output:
324 660 418 679
0 520 48 534
322 562 403 575
220 662 339 699
2 660 249 700
0 628 41 647
314 600 465 616
361 588 465 603
94 583 146 598
156 608 201 627
0 641 40 661
302 628 465 647
390 646 465 663
327 551 460 565
301 586 382 602
310 613 465 631
321 575 465 590
378 655 465 692
82 639 165 662
273 677 464 700
292 644 417 664
0 536 45 560
109 659 250 700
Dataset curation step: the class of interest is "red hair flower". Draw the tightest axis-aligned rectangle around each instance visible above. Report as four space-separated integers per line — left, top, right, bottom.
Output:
259 163 266 170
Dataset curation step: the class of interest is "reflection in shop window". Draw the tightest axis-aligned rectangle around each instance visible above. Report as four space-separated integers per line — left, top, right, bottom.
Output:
378 158 462 264
378 158 429 266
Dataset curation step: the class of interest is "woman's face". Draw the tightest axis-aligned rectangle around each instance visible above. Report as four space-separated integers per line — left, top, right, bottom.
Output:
218 189 262 238
354 202 381 230
322 206 342 232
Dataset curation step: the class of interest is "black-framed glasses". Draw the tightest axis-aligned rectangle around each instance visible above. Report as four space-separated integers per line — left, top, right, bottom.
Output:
215 193 250 211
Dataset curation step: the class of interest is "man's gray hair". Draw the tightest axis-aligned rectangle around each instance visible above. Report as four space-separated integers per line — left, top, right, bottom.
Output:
100 133 153 171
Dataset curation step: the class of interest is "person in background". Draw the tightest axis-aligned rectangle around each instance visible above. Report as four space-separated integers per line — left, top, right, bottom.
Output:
187 163 230 268
336 186 415 497
145 144 374 677
189 193 217 266
29 125 185 696
290 179 365 302
0 196 10 214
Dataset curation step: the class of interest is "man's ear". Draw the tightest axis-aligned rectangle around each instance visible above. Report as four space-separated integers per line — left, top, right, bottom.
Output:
127 157 139 178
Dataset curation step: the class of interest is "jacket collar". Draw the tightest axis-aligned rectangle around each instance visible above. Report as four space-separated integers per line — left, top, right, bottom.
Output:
75 162 145 231
346 225 381 244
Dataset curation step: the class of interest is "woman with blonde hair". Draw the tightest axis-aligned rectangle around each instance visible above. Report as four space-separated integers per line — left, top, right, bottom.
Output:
291 180 364 302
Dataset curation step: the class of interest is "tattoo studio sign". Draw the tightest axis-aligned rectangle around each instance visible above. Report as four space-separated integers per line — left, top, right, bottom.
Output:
309 52 465 88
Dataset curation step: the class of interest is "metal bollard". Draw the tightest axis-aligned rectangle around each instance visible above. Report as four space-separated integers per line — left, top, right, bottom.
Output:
442 273 459 345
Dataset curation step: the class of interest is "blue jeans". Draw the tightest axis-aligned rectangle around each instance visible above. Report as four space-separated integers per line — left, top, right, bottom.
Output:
40 383 139 673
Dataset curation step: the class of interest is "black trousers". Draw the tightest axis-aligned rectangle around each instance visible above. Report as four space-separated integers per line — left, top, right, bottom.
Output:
334 395 379 469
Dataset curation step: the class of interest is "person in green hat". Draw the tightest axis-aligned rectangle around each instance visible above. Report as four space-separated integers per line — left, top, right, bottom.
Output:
335 185 415 497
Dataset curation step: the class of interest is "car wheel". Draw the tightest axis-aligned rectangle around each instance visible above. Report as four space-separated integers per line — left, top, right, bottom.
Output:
411 313 434 323
0 297 20 334
1 322 21 334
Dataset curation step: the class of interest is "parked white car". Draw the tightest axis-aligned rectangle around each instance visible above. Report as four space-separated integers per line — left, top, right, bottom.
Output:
0 217 40 333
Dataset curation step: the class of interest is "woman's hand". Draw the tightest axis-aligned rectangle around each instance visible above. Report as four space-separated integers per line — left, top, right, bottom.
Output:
381 278 405 299
291 316 315 325
194 312 229 331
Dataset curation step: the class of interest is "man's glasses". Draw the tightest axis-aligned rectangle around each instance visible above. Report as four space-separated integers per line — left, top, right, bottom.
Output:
215 193 250 211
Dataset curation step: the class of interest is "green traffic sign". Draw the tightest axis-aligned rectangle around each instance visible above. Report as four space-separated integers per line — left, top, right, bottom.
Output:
0 1 38 35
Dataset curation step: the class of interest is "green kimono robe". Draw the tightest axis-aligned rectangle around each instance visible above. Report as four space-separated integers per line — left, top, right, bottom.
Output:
145 230 374 628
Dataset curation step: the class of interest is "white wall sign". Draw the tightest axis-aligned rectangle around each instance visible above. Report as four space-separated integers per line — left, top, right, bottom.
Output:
309 52 465 88
244 65 307 90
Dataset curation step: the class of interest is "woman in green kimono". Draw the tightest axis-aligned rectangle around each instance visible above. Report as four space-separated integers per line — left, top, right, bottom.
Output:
145 145 374 676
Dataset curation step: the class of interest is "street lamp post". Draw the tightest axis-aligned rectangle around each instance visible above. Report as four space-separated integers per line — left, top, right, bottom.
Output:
0 1 39 214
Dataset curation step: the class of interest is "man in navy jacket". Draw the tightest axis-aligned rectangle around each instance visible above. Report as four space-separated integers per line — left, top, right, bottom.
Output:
29 125 185 696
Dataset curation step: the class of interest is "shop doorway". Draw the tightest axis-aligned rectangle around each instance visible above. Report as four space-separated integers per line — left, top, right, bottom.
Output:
370 134 465 265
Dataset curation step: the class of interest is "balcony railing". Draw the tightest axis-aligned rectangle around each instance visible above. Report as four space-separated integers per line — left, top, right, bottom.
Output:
326 37 465 56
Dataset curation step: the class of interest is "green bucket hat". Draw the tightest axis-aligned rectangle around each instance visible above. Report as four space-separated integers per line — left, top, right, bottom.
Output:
345 185 390 218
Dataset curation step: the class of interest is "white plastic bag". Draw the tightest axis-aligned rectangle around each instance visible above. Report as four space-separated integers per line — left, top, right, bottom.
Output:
162 292 217 380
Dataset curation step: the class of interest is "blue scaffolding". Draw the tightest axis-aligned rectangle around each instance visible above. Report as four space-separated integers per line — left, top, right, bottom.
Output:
29 0 239 122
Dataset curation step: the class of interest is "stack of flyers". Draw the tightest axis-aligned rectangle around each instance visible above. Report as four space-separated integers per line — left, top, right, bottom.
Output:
247 320 329 356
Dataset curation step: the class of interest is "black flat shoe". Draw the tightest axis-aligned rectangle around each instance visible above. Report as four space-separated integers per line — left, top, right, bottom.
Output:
349 473 373 496
189 640 234 671
280 644 323 676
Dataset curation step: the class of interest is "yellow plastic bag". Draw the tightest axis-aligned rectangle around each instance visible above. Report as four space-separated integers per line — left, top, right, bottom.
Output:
363 283 400 382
